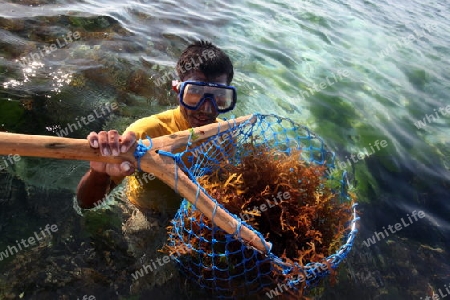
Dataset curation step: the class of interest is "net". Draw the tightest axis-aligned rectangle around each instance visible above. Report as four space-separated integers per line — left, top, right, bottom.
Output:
144 114 358 298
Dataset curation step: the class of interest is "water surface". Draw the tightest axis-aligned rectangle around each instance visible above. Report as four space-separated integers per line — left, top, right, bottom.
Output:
0 0 449 299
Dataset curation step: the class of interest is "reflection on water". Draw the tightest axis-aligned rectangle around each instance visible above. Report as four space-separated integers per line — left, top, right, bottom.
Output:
0 0 449 299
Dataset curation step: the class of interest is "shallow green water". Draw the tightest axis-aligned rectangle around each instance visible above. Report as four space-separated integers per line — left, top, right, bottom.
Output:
0 0 449 299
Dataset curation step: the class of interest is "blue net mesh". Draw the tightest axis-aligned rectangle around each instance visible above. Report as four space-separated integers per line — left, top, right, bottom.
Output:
162 114 359 298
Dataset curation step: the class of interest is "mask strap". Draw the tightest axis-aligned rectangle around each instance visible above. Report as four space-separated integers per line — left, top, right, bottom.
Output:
172 80 180 92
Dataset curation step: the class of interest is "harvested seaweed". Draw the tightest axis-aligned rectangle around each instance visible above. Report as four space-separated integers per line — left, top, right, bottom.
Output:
164 142 355 297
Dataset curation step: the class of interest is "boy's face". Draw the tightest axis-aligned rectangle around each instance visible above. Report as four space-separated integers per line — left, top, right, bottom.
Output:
179 70 229 127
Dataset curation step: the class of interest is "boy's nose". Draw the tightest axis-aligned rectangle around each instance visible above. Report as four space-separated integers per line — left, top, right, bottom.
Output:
198 98 216 114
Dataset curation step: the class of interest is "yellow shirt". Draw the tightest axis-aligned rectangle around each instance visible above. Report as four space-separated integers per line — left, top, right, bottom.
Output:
115 107 218 213
126 106 191 140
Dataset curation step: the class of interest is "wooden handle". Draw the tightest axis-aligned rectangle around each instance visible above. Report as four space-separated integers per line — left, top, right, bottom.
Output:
0 132 133 164
141 153 272 253
0 114 272 253
0 115 255 163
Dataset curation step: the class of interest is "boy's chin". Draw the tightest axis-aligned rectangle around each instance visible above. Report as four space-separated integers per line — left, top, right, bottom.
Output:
189 118 210 127
189 115 216 127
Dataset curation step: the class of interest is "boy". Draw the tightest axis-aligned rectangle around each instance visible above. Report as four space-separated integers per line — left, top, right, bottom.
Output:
76 40 236 211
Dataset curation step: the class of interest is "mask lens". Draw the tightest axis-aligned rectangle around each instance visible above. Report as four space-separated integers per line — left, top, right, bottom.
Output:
180 82 236 112
213 89 233 110
183 84 205 106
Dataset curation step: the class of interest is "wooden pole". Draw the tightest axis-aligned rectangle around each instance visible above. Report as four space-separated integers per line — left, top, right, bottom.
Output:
0 114 272 253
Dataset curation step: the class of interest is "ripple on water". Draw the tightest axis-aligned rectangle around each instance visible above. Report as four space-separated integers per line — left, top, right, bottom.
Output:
0 0 450 298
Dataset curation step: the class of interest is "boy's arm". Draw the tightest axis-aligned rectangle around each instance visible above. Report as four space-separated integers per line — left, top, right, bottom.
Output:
77 169 118 209
76 111 174 209
76 130 136 209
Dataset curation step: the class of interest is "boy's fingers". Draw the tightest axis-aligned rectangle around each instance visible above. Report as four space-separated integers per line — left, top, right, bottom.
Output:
108 130 120 156
90 162 134 177
120 131 137 153
120 161 135 175
97 131 111 156
90 161 106 173
105 164 120 176
87 132 99 148
105 162 134 177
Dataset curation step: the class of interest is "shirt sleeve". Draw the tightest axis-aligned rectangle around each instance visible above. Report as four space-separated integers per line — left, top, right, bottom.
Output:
125 116 168 139
110 116 165 185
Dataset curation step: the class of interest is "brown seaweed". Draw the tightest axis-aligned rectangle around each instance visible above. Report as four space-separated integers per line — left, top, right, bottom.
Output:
164 142 355 297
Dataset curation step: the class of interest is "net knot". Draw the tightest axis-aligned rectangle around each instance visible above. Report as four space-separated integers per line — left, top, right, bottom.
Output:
158 150 182 162
157 150 185 193
133 136 152 171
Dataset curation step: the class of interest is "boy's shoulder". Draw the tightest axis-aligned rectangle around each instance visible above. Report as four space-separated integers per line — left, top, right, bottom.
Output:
125 107 186 139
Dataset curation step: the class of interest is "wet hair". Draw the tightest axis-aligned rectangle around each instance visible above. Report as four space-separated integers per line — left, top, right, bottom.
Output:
176 40 234 84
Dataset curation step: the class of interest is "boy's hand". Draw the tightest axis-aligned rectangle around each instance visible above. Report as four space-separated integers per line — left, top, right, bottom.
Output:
87 130 136 177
